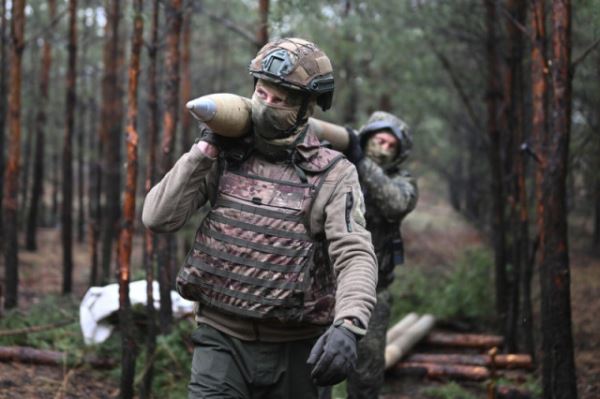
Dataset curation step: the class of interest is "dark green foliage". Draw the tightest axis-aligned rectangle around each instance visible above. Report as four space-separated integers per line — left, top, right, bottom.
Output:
389 248 495 325
0 295 82 352
135 318 195 398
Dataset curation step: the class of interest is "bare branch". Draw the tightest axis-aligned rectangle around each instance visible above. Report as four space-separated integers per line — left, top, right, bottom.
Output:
24 6 69 48
0 320 75 337
425 36 483 131
572 36 600 70
499 4 531 40
193 2 259 46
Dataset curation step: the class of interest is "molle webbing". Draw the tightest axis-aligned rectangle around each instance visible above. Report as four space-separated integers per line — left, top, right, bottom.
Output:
178 168 317 321
176 149 344 324
215 198 305 222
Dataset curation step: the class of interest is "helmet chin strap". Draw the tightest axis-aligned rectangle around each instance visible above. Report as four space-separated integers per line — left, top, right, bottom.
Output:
286 95 310 134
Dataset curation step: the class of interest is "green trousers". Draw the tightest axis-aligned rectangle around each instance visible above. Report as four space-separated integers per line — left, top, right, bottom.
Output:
188 323 321 399
346 289 392 399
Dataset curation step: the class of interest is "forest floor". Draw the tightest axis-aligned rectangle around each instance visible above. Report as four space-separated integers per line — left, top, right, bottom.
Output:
0 172 599 398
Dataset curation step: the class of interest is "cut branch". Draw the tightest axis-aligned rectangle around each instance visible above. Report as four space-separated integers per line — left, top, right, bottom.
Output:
0 320 75 337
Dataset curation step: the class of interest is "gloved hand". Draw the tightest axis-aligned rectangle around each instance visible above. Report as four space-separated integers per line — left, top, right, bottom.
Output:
306 321 358 386
196 124 240 157
196 125 238 150
343 127 363 165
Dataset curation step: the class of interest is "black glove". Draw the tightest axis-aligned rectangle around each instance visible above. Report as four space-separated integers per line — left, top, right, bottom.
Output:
306 321 358 386
343 127 363 165
196 124 239 151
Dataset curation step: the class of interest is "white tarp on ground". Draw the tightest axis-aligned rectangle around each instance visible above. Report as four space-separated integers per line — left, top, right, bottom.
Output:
79 280 195 345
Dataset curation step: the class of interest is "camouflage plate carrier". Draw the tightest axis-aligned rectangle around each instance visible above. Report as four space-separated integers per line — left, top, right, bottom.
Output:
177 149 344 325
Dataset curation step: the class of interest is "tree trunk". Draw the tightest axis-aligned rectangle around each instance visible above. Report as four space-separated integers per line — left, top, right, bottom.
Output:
51 152 59 226
538 1 578 397
20 109 33 230
256 0 269 49
118 1 144 396
88 138 101 287
0 0 7 246
61 0 77 295
156 0 183 334
77 11 91 244
180 11 192 153
77 97 86 243
3 0 26 310
593 57 600 252
19 45 38 229
87 7 101 287
140 2 160 396
99 0 124 284
503 0 528 353
594 180 600 251
26 0 56 251
484 0 508 334
465 131 482 222
528 0 549 362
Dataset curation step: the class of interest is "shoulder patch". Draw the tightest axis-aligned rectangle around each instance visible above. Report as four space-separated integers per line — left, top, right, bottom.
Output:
352 186 366 228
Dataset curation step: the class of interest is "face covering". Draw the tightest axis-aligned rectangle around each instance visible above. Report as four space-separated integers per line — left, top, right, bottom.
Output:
251 92 312 161
251 93 303 140
365 138 397 166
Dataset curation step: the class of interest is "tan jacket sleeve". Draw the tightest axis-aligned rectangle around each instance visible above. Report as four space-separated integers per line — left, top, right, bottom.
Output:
141 145 218 233
310 159 378 329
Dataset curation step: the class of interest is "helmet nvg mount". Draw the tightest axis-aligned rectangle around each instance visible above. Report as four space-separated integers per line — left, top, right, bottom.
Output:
249 38 335 111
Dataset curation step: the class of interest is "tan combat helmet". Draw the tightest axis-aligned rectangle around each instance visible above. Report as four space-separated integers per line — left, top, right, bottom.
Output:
248 38 335 111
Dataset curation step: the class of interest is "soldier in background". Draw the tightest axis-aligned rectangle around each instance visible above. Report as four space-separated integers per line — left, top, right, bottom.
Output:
142 38 377 399
343 111 419 398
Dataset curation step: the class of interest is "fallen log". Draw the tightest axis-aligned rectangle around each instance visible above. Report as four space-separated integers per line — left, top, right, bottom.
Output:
0 346 116 369
384 314 436 369
390 361 490 381
404 353 532 369
424 331 504 349
386 312 419 344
